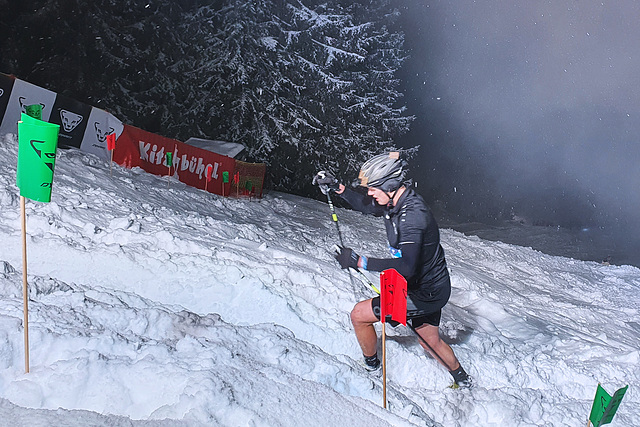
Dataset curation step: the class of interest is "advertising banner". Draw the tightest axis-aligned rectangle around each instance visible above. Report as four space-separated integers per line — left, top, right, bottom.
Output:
0 74 265 198
49 93 93 149
80 107 124 161
0 73 15 128
0 77 57 136
113 124 236 196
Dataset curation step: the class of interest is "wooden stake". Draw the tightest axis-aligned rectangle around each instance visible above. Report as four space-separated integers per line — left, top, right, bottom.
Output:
20 196 30 373
109 149 113 177
382 322 387 408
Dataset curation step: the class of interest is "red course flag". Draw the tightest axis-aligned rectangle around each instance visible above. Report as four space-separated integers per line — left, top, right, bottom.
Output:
206 165 213 182
106 133 116 151
380 269 407 326
233 171 240 184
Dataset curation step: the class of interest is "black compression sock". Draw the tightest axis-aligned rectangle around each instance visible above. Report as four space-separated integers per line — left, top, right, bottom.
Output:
449 365 469 382
364 354 380 368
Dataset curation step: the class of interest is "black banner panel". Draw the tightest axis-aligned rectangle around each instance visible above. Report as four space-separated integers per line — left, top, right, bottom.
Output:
0 73 15 124
49 93 93 148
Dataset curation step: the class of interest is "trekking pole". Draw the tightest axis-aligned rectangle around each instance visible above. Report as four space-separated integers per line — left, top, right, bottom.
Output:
408 324 454 371
355 268 380 294
325 190 380 293
324 190 357 293
324 190 343 244
325 191 381 294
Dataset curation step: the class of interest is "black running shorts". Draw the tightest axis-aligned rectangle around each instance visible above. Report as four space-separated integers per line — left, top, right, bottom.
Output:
371 296 441 328
370 276 451 328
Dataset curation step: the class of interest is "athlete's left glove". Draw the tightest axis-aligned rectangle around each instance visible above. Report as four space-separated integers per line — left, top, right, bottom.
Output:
313 171 340 195
335 246 360 270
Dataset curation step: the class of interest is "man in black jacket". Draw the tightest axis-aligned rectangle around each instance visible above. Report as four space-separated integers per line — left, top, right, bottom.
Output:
314 152 471 388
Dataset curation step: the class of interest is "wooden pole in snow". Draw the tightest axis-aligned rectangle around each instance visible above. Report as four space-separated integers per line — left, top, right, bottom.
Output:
382 322 387 408
20 196 30 373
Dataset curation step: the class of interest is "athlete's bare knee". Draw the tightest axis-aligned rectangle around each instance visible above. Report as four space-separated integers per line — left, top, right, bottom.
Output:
350 303 363 326
350 300 373 326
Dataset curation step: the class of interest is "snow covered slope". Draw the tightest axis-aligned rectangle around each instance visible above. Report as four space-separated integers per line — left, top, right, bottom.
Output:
0 134 638 426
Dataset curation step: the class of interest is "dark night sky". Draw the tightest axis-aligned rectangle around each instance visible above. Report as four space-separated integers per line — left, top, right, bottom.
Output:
396 1 640 260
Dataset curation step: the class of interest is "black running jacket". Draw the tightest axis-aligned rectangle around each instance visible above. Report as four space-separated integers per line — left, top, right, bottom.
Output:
339 187 449 299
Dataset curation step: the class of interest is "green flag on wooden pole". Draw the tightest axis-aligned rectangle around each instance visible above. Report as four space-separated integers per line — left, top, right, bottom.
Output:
166 152 173 187
17 113 60 202
222 171 229 196
589 384 628 427
24 104 43 120
16 113 59 374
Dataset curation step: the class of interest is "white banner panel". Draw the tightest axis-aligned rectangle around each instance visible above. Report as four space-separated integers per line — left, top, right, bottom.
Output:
80 107 124 161
0 78 58 136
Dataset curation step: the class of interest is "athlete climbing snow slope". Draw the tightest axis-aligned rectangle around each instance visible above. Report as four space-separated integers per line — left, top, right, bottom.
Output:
313 152 472 388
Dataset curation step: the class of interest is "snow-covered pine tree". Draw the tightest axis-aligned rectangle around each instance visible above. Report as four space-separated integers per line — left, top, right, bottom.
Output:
2 0 414 195
180 0 414 194
0 0 195 134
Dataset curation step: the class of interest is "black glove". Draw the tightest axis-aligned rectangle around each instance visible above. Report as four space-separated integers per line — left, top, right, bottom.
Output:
335 246 359 270
313 171 340 194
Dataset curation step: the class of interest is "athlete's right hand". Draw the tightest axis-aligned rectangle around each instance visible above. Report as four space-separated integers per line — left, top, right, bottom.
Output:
334 246 360 270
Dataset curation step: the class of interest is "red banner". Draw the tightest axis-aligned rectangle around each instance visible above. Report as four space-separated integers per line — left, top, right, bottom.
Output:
380 269 407 326
113 124 237 196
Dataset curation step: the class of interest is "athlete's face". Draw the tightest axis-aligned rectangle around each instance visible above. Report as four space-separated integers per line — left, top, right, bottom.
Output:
367 186 391 205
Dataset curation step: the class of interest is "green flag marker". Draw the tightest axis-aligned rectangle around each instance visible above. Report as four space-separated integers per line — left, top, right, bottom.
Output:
589 384 628 427
166 152 173 167
17 113 60 203
222 171 229 183
245 180 253 191
25 104 43 120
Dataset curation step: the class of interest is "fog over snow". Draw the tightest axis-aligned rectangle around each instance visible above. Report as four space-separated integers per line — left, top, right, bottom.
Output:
0 133 638 426
397 1 640 266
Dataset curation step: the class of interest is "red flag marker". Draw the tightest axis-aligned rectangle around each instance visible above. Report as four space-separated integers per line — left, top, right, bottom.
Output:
233 171 240 196
380 268 407 326
106 133 116 176
106 133 116 151
379 268 407 409
205 165 213 192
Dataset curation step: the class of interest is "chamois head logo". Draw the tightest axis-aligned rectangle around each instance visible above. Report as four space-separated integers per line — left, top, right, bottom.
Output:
18 96 45 113
94 121 114 143
60 109 83 132
30 139 56 175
